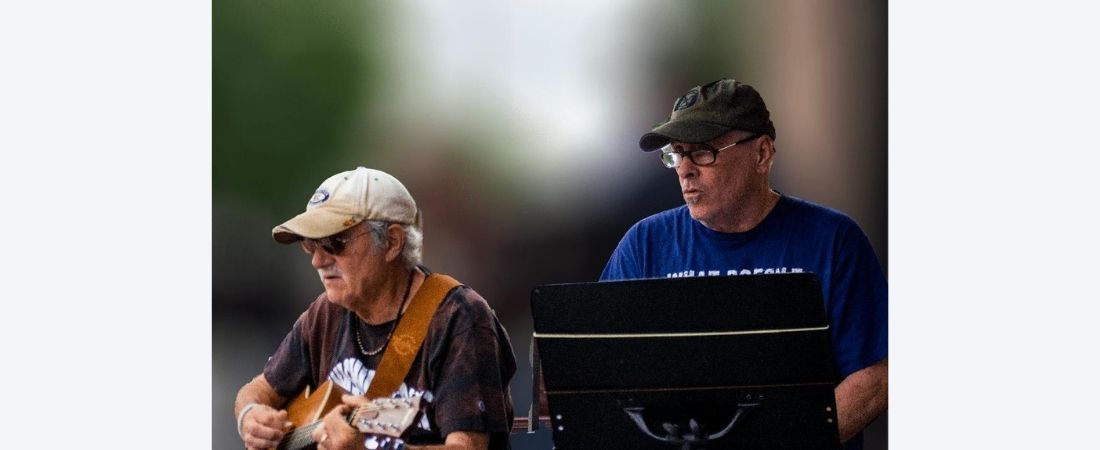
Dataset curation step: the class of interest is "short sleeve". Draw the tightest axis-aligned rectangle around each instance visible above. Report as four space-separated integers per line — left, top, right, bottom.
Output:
826 221 888 378
262 294 341 398
600 222 644 281
263 310 315 398
425 289 516 445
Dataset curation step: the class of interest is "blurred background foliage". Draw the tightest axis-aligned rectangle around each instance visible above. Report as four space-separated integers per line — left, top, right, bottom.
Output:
213 1 886 449
214 0 377 214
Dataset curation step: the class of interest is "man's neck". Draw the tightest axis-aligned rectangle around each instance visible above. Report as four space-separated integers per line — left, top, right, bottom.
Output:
355 267 422 324
699 189 781 233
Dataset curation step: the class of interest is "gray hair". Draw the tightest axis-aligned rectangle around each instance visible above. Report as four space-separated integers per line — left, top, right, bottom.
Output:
365 220 423 270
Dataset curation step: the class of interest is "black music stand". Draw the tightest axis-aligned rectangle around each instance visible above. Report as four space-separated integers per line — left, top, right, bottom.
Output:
530 273 843 450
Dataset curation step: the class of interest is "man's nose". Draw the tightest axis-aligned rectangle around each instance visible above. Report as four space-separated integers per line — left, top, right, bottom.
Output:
676 157 698 179
310 247 333 268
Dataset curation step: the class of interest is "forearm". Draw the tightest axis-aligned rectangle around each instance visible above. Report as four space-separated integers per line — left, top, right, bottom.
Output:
834 358 888 443
235 374 287 418
435 430 489 450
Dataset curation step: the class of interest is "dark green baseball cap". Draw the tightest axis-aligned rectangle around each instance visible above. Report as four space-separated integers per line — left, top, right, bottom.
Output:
639 79 777 151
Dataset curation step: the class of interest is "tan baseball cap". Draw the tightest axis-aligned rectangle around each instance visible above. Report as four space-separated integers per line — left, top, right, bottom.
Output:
272 167 420 244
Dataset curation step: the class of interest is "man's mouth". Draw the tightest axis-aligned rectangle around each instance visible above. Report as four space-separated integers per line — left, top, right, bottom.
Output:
682 188 702 205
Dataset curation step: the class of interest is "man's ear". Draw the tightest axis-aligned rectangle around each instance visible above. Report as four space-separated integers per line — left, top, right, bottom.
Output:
384 224 405 263
756 137 776 173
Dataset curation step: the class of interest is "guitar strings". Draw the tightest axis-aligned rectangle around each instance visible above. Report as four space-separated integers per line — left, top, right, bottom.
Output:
280 421 319 446
276 403 385 446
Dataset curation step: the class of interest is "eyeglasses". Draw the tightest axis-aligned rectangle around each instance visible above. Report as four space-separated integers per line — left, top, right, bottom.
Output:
301 230 372 256
659 133 762 169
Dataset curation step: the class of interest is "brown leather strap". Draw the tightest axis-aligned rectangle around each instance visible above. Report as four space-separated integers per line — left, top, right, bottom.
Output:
366 273 460 399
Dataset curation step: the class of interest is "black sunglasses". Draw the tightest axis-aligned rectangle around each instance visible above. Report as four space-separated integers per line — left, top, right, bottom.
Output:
300 230 371 256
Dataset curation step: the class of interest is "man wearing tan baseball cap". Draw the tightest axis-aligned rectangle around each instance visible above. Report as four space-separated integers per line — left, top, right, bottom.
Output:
271 167 422 246
236 167 516 450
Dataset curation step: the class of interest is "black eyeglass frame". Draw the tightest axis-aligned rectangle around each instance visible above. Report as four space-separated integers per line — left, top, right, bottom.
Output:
300 229 373 256
659 133 763 168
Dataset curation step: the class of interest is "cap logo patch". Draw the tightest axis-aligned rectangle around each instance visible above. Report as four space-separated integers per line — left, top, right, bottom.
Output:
309 189 330 205
673 89 698 111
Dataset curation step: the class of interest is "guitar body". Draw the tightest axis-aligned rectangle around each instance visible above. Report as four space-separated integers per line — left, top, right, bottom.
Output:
285 379 346 429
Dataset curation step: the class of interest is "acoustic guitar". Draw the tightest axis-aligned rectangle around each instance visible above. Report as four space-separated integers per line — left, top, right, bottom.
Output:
275 379 553 450
276 379 422 450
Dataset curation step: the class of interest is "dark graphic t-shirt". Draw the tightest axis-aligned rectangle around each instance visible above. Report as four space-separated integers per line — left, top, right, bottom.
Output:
264 277 517 449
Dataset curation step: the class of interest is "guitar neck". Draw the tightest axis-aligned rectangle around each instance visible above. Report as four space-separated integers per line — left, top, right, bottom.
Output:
277 403 401 450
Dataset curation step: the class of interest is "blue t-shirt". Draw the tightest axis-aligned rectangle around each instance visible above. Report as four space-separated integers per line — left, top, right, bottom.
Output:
600 195 887 448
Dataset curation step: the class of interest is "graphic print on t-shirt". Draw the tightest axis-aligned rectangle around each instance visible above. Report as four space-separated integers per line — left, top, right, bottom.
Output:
328 357 434 431
665 266 805 278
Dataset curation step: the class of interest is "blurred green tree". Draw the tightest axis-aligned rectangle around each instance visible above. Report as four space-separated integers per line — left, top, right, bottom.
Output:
214 0 381 218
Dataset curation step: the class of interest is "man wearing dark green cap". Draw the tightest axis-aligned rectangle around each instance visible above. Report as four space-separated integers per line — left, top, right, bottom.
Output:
601 79 887 449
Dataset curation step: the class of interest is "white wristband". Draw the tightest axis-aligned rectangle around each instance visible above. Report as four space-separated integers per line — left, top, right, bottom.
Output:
237 403 259 437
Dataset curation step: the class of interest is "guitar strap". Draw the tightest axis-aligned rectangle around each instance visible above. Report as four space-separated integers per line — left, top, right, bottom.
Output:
365 273 461 399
